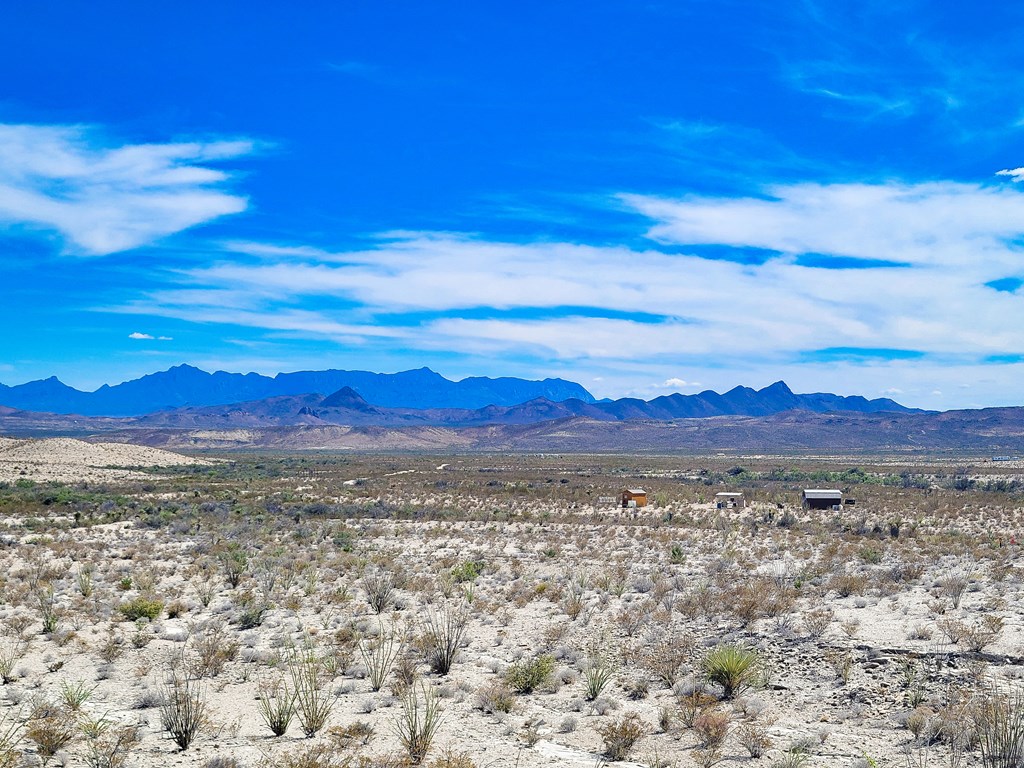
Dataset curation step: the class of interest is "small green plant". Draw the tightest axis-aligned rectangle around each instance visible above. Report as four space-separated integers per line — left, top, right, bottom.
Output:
218 545 249 589
597 712 646 761
450 560 483 583
59 679 95 711
702 643 761 700
37 585 60 634
75 565 95 597
118 596 163 622
256 676 296 737
582 652 616 701
394 683 444 765
505 653 555 694
359 620 403 692
669 545 686 565
290 644 334 737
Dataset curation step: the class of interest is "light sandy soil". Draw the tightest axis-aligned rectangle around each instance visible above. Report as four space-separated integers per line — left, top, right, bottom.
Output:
0 449 1019 768
0 437 213 482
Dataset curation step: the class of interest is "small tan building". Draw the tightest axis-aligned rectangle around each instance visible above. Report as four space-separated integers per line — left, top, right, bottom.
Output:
621 488 648 508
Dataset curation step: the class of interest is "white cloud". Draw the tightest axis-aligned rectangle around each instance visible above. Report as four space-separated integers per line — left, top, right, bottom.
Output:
621 181 1024 270
113 178 1024 407
128 332 172 341
997 167 1024 182
0 124 251 254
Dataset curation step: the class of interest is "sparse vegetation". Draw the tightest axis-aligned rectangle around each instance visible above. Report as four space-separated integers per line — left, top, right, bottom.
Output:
0 450 1019 768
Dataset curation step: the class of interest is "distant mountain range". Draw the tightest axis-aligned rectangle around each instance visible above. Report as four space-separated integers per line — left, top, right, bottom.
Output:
8 368 1022 453
0 365 595 416
124 380 920 429
0 365 920 423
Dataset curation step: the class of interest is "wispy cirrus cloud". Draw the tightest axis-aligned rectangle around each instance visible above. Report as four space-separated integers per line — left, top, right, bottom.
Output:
113 175 1024 376
0 124 253 255
771 1 1024 141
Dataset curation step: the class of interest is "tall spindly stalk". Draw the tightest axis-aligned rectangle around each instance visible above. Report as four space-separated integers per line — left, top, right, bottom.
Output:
359 619 403 692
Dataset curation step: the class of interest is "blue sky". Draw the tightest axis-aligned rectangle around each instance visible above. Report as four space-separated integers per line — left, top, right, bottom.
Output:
3 2 1024 408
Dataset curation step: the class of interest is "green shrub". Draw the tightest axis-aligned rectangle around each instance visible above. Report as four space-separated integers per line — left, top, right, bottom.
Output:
505 654 555 694
450 560 483 583
702 644 761 700
118 597 163 622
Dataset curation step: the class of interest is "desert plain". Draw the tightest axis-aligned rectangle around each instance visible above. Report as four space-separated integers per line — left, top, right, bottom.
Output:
0 439 1018 768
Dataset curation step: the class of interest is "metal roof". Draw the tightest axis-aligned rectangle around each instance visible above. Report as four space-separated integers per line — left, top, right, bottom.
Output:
802 489 842 498
624 488 647 494
715 492 745 497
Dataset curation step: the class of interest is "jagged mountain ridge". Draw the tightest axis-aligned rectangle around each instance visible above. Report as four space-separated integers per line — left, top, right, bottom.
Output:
0 365 596 416
122 379 919 429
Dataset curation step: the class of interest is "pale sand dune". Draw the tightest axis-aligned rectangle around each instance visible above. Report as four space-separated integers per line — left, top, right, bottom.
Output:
0 436 211 482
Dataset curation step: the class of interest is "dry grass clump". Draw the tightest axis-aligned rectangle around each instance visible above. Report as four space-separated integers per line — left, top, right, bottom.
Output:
597 711 646 760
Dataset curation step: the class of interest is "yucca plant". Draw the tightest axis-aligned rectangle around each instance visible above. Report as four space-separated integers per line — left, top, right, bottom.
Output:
582 652 616 701
702 643 761 700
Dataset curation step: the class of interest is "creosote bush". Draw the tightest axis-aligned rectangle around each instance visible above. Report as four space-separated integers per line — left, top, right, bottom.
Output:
118 596 164 622
505 653 555 694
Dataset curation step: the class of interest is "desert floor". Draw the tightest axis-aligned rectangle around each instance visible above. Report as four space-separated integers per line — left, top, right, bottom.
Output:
0 441 1018 768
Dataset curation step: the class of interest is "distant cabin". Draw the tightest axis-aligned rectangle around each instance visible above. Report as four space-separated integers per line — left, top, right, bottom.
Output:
621 488 648 508
715 492 746 509
802 489 842 510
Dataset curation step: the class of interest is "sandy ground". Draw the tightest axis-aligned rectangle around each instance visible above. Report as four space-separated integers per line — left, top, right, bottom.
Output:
0 450 1018 767
0 437 212 482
